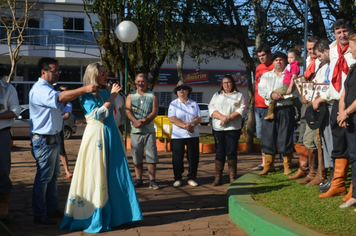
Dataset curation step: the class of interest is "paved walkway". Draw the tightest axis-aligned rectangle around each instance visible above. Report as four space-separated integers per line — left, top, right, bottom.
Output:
3 138 275 236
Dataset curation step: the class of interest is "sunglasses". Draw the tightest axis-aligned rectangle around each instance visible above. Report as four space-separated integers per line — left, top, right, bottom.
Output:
177 87 189 91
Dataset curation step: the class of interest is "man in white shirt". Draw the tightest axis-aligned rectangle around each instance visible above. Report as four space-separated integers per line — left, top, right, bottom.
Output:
0 64 20 216
310 39 334 192
313 19 356 199
289 37 320 181
258 52 298 175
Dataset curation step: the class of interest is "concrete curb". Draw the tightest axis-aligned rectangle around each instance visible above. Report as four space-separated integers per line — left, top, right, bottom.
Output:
227 171 325 236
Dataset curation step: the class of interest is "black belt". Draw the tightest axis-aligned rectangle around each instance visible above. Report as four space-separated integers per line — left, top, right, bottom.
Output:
0 127 11 132
33 133 58 139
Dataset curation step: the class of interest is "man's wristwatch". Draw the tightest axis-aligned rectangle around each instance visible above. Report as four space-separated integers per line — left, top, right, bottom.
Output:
191 123 195 127
345 109 349 118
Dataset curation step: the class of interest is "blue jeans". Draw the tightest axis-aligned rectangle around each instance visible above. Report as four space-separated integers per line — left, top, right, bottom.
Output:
254 107 267 138
31 134 60 216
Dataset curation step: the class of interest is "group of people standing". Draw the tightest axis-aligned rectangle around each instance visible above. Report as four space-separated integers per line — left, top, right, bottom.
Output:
254 18 356 211
167 75 247 188
2 17 355 234
21 55 247 233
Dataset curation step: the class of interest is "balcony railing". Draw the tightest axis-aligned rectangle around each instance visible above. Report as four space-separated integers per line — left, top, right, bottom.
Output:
0 27 98 47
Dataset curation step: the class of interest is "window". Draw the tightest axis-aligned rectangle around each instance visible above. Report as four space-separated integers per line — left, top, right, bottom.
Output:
190 92 203 103
27 19 39 28
156 92 172 106
63 17 84 33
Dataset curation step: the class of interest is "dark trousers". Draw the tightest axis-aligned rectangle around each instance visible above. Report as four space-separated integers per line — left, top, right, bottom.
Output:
345 113 356 198
298 103 308 145
261 105 295 154
171 137 199 181
0 130 12 194
214 129 241 162
330 101 348 158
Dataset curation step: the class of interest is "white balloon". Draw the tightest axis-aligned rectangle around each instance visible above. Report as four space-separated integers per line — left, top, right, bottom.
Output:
115 21 138 43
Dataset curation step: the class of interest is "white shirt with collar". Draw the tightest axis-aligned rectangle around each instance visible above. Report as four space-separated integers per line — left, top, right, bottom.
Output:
321 40 356 102
168 98 201 139
0 80 20 130
258 69 298 107
305 62 329 102
306 55 321 72
208 90 246 131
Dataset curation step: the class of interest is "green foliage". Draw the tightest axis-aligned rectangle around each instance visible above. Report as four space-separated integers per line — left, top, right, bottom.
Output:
83 0 176 89
252 170 356 235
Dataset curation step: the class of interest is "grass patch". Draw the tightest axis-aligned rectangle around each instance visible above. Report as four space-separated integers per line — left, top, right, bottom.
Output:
252 170 356 236
199 134 215 143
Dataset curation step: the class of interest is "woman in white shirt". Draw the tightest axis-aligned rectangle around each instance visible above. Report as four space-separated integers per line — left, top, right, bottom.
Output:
209 74 246 186
168 81 202 187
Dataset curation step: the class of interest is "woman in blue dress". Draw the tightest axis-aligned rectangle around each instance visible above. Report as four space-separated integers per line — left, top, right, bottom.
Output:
60 62 143 233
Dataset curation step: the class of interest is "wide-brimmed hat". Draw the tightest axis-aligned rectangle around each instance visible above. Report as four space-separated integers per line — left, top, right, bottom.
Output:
270 51 288 62
305 104 327 130
0 64 8 78
173 80 192 95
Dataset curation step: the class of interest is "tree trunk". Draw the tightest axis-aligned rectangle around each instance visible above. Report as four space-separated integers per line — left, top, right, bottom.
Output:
177 36 186 82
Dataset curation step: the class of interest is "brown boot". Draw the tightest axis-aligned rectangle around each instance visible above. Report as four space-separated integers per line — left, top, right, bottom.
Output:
0 193 10 215
212 160 224 186
264 101 275 120
289 145 309 179
342 183 353 202
307 153 326 187
259 154 275 175
319 158 348 198
283 153 293 175
297 149 317 184
227 160 237 183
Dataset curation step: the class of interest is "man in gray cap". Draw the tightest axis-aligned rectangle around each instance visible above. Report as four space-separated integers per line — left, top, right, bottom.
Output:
258 51 298 175
0 64 20 216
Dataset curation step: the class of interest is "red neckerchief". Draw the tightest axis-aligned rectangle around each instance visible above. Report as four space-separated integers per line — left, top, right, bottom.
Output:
304 57 316 79
332 43 349 91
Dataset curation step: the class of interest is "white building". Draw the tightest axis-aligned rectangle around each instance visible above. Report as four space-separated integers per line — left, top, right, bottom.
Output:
1 0 248 116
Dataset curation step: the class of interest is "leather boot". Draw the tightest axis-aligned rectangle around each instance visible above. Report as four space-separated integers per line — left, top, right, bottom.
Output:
283 153 293 175
319 168 334 193
342 183 353 202
297 149 317 184
289 145 309 179
319 158 348 198
259 154 276 175
264 101 275 120
0 193 10 215
307 153 326 187
212 160 224 186
227 160 237 183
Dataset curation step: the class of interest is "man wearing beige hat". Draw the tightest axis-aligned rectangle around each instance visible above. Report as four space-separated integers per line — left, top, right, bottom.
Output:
126 73 159 190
